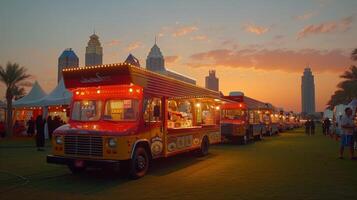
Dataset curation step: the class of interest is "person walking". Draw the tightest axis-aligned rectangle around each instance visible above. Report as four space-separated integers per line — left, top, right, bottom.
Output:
35 115 45 151
339 107 355 160
305 119 311 135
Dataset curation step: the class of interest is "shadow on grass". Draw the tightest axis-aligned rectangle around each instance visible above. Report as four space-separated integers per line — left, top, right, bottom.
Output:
150 151 217 176
24 151 216 195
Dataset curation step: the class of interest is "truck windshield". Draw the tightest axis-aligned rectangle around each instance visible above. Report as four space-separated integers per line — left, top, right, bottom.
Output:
71 100 102 121
103 99 139 121
222 109 245 120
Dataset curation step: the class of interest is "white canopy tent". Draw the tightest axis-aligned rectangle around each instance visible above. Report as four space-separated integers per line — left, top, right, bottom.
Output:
13 81 47 108
37 78 72 106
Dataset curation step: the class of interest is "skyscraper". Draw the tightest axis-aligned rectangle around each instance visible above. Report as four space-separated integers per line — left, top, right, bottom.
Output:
301 67 316 114
146 43 165 72
205 70 219 91
144 42 196 84
85 33 103 66
57 48 79 82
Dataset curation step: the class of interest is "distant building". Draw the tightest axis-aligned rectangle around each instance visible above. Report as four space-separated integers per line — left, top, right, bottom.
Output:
85 33 103 66
57 48 79 82
125 54 140 67
205 70 219 91
145 42 196 85
301 67 316 114
146 43 165 72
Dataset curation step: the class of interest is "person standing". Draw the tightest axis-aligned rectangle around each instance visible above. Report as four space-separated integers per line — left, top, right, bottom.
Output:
339 107 355 159
35 115 45 151
26 117 35 137
47 116 54 140
305 119 311 135
323 118 331 135
311 120 315 135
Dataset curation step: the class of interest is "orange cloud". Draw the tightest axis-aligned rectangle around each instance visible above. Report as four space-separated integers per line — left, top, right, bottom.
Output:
190 35 208 41
107 39 120 46
297 16 353 39
189 48 353 73
172 25 198 37
126 41 142 52
165 56 180 64
243 23 269 35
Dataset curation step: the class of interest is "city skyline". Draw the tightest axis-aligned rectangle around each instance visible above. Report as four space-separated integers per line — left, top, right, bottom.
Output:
1 0 357 112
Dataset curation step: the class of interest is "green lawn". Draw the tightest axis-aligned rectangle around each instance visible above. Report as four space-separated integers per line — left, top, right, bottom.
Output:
1 128 357 200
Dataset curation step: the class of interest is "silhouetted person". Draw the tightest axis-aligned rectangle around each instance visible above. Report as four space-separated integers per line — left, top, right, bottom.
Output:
36 115 45 151
323 118 331 135
305 120 310 135
311 120 315 135
47 116 54 139
26 117 35 137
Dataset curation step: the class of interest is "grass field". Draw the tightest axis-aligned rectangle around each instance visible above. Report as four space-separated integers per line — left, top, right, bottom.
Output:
1 127 357 200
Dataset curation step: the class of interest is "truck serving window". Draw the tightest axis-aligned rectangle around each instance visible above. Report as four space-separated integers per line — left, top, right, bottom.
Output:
71 100 102 121
104 99 139 121
222 109 245 120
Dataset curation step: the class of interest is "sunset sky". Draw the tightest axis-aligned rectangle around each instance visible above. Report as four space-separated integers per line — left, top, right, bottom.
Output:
0 0 356 112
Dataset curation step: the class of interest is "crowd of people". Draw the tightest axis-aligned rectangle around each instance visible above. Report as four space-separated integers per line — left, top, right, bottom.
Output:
26 115 65 151
310 108 357 160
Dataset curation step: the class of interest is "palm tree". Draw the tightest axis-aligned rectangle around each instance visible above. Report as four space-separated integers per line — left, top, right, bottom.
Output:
351 48 357 61
0 62 30 137
328 49 357 109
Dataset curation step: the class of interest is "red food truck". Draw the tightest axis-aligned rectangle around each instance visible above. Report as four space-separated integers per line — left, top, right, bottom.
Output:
47 63 222 178
260 103 279 136
221 92 269 143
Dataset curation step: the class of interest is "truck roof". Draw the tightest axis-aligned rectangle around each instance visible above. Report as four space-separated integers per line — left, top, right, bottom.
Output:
62 63 220 99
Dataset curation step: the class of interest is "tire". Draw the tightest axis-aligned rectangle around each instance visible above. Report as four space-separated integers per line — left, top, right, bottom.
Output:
68 164 86 174
129 146 150 179
196 136 209 156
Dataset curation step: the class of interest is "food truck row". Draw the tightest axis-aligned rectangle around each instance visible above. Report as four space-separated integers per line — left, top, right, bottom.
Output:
47 63 299 178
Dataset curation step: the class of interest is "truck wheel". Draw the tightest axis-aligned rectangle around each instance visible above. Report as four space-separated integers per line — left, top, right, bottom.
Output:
129 146 149 179
196 136 209 156
68 164 86 174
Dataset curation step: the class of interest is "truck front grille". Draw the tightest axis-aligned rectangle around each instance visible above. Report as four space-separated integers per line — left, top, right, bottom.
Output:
64 135 103 157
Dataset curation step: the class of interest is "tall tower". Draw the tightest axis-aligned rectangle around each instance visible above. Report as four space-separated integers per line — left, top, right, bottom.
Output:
146 42 165 72
205 70 219 91
57 48 79 82
85 33 103 66
301 67 316 114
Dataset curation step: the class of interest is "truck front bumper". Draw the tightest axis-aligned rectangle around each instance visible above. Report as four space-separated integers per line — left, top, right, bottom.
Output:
46 155 121 168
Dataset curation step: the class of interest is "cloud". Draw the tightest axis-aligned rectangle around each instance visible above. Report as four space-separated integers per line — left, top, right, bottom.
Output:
107 39 120 46
293 10 317 21
189 48 352 73
126 41 142 52
165 56 180 64
297 16 354 39
190 34 208 41
243 23 269 35
172 25 198 37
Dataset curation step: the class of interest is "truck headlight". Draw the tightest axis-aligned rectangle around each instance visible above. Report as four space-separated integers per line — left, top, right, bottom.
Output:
55 136 63 145
108 138 117 148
